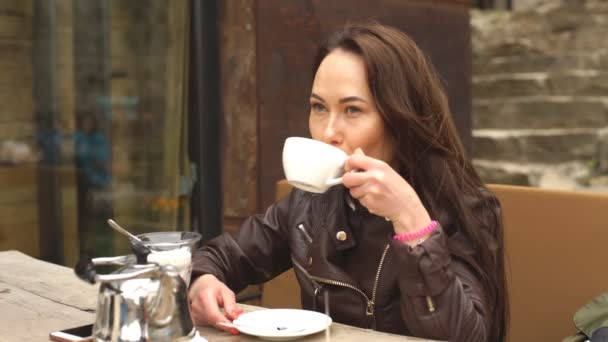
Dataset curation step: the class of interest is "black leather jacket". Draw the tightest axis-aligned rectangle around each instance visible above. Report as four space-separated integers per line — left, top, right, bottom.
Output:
192 186 495 341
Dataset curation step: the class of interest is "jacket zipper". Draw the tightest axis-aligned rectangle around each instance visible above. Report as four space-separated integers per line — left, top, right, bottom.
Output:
294 244 390 330
369 244 390 329
296 223 313 243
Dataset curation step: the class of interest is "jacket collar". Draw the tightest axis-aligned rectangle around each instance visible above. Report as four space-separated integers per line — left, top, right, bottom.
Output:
305 186 360 286
318 186 357 252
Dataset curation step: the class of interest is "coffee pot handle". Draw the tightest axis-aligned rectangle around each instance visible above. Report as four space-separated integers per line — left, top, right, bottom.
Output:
74 255 98 284
74 255 157 284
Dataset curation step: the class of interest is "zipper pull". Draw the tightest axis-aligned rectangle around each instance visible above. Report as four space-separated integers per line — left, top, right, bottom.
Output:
366 301 375 316
367 300 376 330
312 284 323 311
426 296 436 313
314 283 323 297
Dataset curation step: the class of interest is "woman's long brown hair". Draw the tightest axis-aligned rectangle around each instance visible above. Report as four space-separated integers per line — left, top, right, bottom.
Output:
313 23 508 342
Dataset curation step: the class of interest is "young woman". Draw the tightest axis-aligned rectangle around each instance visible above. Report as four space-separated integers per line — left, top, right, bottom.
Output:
189 23 508 342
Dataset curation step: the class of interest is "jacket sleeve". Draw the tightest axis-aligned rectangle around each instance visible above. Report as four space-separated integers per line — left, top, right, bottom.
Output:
391 189 500 342
190 192 295 294
391 228 489 342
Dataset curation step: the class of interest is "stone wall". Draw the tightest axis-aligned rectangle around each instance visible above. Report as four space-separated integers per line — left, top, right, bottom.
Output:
513 0 546 11
0 1 34 143
471 0 608 191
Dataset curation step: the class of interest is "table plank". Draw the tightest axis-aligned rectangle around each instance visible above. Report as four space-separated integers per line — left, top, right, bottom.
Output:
0 250 438 342
198 323 432 341
0 281 94 341
0 250 97 311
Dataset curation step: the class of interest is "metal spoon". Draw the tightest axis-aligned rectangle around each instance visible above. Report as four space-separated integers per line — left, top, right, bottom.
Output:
107 219 143 242
107 219 155 263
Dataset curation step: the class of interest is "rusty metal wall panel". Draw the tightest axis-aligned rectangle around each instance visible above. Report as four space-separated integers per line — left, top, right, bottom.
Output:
254 1 321 210
218 0 258 222
255 0 471 209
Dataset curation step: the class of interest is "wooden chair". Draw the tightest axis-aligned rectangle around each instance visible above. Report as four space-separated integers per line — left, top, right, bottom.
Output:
262 180 608 342
490 184 608 342
259 179 302 309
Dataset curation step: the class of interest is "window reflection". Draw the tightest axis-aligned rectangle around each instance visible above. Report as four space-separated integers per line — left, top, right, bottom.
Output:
0 0 191 265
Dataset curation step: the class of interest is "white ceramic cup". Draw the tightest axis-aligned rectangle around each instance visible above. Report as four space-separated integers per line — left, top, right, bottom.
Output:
282 137 348 193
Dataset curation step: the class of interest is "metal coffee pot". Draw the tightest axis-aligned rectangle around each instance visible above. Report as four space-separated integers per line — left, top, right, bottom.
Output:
75 252 198 342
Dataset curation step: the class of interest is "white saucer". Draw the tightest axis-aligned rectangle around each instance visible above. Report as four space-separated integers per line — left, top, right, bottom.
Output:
232 309 332 341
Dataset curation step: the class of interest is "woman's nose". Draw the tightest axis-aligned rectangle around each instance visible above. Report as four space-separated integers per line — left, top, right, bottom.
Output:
322 114 343 146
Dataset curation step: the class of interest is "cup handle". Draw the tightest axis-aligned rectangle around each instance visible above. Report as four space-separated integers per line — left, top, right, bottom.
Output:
325 177 343 186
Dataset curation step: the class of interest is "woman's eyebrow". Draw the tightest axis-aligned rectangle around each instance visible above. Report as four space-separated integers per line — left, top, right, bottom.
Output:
310 93 325 102
339 96 367 104
310 93 367 104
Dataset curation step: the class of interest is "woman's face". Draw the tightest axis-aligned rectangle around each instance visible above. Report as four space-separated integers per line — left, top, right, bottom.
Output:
309 49 395 165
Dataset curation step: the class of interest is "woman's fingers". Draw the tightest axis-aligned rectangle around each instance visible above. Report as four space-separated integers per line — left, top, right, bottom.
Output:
189 275 240 334
344 154 367 172
209 289 244 334
342 170 368 188
343 167 386 190
201 291 230 326
221 289 243 320
348 182 374 199
344 148 366 172
191 290 230 330
344 153 387 174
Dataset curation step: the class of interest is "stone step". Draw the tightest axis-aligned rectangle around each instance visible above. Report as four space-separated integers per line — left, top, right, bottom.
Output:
474 55 552 75
473 23 608 62
473 50 608 75
587 1 608 14
548 70 608 96
472 128 601 164
473 72 548 98
473 160 533 186
473 159 591 190
473 96 608 129
473 70 608 98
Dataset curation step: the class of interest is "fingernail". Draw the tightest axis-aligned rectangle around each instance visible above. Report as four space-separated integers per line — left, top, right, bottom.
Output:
230 328 239 335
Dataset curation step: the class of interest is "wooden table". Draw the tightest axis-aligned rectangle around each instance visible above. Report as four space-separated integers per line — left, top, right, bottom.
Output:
0 250 437 341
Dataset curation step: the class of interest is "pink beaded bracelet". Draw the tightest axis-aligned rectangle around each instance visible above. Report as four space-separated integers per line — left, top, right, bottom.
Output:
393 220 438 242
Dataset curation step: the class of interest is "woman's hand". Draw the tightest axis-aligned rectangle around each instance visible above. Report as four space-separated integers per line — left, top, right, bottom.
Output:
343 148 431 236
188 274 243 333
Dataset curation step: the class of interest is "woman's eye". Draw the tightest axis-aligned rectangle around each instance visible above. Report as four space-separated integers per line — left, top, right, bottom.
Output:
311 103 326 112
345 106 362 116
